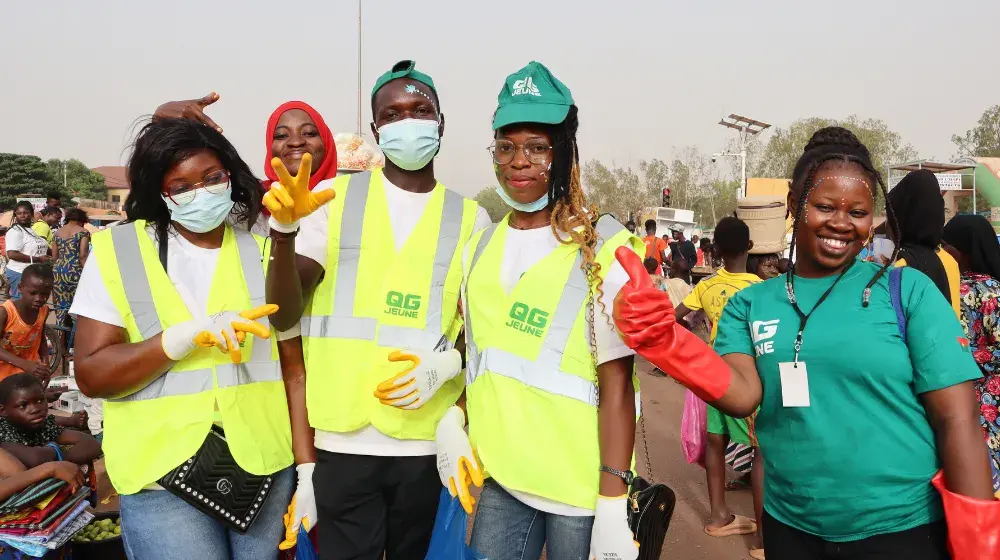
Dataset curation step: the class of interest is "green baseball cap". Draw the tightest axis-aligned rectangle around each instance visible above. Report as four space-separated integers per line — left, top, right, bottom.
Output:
371 60 437 101
492 61 574 130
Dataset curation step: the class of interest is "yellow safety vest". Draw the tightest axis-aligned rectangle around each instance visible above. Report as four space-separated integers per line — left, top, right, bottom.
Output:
464 215 643 510
301 169 480 440
93 221 292 495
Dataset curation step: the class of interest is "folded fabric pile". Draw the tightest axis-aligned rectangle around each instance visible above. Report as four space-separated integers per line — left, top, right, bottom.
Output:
0 479 94 557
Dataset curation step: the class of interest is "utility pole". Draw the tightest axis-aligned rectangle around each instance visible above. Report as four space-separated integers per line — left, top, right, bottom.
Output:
356 0 362 136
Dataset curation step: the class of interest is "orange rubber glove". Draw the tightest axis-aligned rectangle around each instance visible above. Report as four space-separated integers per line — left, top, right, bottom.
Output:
612 247 731 402
263 154 336 232
932 470 1000 559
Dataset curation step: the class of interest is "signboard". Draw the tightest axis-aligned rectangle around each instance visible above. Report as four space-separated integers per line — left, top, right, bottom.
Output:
15 198 47 213
935 173 963 191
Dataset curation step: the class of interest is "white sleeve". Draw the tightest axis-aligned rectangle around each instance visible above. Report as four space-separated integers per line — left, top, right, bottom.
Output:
68 256 126 328
5 228 24 254
593 258 635 365
295 189 331 269
473 207 494 233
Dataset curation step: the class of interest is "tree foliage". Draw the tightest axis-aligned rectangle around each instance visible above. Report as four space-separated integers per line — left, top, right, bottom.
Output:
0 153 53 209
748 115 918 181
44 159 108 201
952 105 1000 158
473 187 507 223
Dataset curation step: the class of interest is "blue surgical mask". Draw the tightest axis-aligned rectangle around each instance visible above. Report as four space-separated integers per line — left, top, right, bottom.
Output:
377 118 440 171
162 186 235 233
495 185 550 213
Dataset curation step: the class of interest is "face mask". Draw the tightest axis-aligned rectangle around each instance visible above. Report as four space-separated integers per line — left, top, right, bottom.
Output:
377 118 440 171
162 186 235 233
495 185 550 213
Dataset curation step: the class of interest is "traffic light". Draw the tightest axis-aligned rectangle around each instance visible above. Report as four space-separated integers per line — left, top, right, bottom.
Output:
662 188 671 207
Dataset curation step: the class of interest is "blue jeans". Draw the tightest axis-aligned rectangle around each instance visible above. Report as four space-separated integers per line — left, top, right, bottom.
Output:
119 466 293 560
470 480 594 560
5 269 21 299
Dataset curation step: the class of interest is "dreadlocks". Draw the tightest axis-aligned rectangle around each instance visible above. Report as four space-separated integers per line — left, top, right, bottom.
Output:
542 107 607 319
786 126 900 307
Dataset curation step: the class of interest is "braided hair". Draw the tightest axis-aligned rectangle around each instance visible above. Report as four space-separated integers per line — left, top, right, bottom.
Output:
786 126 900 307
543 107 608 320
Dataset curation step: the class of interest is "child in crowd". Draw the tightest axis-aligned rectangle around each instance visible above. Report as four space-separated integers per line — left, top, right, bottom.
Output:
644 257 668 292
0 265 53 382
675 217 764 558
0 374 101 468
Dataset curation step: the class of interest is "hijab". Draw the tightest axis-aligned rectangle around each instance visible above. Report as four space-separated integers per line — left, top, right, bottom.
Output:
942 214 1000 280
887 169 951 300
263 101 338 190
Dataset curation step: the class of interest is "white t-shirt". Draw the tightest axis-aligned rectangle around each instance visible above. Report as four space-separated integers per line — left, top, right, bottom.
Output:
294 177 493 457
462 224 635 516
4 226 50 273
70 226 221 328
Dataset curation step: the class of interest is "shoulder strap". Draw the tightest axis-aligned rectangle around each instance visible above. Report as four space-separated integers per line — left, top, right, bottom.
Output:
889 267 906 343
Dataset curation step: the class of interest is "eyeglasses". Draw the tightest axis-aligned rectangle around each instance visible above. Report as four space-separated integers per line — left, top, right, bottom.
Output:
488 139 553 165
164 170 230 206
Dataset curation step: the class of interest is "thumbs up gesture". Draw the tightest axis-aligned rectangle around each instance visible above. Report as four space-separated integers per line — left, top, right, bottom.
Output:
613 247 679 349
263 154 336 232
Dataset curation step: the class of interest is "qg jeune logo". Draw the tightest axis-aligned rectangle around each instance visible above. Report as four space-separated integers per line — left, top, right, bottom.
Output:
385 291 421 318
505 303 549 337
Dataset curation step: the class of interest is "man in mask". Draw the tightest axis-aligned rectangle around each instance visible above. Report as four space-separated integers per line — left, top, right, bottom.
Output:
264 60 492 560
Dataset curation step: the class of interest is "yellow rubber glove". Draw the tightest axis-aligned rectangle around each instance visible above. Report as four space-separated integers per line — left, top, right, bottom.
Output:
279 495 312 551
373 349 463 409
263 154 336 232
161 304 278 364
435 406 484 514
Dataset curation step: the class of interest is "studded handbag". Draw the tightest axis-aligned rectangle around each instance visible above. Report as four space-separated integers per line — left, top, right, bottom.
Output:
159 427 275 534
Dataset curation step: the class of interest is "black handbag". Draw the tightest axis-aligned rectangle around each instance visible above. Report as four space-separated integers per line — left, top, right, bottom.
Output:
159 427 275 534
627 414 677 560
583 253 677 559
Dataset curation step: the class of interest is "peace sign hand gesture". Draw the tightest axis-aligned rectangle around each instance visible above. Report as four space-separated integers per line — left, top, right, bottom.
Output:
263 154 336 232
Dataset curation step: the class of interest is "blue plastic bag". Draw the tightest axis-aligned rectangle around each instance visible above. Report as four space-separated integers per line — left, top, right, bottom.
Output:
295 525 318 560
424 488 486 560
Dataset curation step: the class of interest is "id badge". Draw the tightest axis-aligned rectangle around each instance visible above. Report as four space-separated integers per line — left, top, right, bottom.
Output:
778 362 810 407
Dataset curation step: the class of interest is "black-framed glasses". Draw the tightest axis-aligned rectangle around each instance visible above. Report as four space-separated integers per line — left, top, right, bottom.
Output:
163 170 231 206
488 139 553 165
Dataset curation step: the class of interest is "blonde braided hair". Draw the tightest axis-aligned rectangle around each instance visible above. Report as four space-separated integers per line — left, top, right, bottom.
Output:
550 158 609 322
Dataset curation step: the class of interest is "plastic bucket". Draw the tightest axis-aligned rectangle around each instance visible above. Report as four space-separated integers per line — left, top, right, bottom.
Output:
70 511 126 560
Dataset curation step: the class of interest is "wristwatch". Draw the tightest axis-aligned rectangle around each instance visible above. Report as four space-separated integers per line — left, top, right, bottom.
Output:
600 464 635 485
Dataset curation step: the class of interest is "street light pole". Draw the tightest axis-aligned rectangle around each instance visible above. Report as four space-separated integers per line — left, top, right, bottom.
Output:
716 114 770 198
356 0 362 136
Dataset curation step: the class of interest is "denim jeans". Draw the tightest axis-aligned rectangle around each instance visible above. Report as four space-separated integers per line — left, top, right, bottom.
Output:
5 269 21 299
119 466 293 560
469 480 594 560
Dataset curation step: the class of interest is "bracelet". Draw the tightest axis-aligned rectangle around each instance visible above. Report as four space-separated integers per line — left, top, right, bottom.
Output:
46 442 63 461
600 464 635 485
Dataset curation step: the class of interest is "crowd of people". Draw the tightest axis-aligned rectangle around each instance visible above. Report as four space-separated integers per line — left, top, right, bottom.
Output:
1 57 999 560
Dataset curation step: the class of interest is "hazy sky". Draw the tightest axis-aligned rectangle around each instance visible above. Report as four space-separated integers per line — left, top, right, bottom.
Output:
2 0 997 198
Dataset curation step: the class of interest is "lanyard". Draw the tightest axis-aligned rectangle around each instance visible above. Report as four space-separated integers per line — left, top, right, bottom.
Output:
785 261 855 363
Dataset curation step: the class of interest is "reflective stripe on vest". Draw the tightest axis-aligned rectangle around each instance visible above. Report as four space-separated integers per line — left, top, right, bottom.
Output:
465 217 626 407
302 171 466 350
107 225 279 402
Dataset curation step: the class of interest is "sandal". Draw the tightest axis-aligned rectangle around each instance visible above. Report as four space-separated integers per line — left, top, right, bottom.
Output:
749 548 765 559
704 514 757 537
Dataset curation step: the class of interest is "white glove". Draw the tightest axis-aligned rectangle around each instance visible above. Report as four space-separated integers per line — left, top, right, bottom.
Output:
279 463 317 550
589 495 639 560
160 305 277 363
373 348 462 409
291 463 317 532
435 406 483 514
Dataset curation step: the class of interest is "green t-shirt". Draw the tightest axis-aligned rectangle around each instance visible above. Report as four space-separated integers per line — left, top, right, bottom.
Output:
715 260 980 541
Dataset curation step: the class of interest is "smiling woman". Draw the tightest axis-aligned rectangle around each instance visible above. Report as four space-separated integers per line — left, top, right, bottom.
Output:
264 101 337 189
616 126 1000 559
